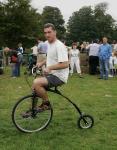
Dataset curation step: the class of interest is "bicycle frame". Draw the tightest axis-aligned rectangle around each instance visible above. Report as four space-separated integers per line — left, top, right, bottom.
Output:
47 87 82 116
12 67 94 133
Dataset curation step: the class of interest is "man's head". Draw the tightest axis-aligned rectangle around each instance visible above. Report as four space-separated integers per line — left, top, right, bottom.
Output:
93 39 99 44
44 23 56 43
102 37 108 44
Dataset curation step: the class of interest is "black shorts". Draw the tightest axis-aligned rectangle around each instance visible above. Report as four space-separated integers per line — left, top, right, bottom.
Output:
45 74 64 89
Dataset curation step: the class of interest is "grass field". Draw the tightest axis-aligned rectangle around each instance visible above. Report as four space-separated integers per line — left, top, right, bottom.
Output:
0 67 117 150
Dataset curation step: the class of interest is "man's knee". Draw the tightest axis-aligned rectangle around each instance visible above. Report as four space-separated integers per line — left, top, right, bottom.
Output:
33 77 48 87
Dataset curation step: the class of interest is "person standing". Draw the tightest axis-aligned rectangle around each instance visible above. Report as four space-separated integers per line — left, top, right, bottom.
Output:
31 43 38 65
37 38 47 63
31 43 38 56
69 43 82 77
98 37 112 80
113 40 117 52
88 39 100 75
16 43 24 76
10 49 19 78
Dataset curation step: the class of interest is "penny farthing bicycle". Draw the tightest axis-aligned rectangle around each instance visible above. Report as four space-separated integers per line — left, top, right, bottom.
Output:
12 66 94 133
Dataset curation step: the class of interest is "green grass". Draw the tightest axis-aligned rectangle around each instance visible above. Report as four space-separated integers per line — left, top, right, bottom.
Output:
0 67 117 150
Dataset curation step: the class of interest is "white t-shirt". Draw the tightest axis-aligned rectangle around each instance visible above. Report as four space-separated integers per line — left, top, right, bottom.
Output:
69 49 80 58
88 43 100 56
113 44 117 51
46 39 69 83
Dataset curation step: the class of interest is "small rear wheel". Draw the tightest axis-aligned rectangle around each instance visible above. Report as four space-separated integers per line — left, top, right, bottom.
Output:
78 115 94 129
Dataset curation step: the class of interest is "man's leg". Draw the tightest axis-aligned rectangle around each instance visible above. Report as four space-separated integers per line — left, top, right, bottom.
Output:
99 59 104 78
22 77 49 117
104 59 109 80
89 56 94 74
11 63 15 77
95 56 99 74
92 56 97 74
33 77 49 102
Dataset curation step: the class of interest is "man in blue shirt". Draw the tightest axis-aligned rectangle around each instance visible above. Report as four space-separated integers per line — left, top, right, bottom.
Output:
98 37 112 80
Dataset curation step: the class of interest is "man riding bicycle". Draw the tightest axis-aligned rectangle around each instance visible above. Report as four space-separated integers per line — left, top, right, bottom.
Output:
23 23 69 116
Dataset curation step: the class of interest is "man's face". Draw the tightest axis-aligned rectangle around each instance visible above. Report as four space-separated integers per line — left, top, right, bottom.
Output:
44 27 56 43
103 37 108 44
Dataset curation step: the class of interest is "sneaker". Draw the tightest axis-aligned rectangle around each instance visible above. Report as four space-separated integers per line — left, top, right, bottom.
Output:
22 101 51 118
108 74 113 78
22 109 32 118
12 76 17 78
36 101 51 113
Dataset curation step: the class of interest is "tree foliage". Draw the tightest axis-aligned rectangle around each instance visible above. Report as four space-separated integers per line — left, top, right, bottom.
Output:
0 0 41 47
67 2 116 43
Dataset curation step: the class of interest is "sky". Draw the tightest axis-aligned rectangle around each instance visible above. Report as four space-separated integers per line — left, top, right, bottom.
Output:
30 0 117 22
1 0 117 23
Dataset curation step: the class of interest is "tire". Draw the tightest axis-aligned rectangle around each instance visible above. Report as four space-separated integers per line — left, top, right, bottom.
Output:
12 95 53 133
78 115 94 129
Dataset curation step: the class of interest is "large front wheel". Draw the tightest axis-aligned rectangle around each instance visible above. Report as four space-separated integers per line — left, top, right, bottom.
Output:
12 95 53 133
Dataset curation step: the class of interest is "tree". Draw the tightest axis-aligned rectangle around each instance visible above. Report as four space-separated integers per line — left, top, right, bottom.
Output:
0 2 6 46
94 2 115 39
67 2 116 43
0 0 42 48
42 6 66 39
67 6 97 43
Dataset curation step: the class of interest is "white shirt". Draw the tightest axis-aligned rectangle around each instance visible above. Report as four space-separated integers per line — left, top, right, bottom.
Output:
46 39 69 83
69 49 80 58
109 56 117 69
88 43 100 56
113 44 117 51
31 46 38 56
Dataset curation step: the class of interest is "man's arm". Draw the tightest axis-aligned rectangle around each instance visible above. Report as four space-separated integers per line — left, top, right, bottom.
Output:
43 61 69 75
108 45 112 57
36 60 46 67
48 61 69 70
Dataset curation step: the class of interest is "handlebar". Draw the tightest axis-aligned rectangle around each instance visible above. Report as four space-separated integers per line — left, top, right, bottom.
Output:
32 66 43 77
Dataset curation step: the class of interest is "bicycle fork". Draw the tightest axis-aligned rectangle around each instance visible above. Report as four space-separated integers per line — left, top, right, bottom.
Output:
31 91 38 118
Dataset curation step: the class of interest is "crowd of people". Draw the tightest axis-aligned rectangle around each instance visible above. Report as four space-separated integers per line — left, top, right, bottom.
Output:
31 36 117 80
87 37 117 80
2 35 117 81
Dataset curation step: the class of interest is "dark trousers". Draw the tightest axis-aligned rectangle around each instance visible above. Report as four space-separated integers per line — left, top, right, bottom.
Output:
89 56 99 75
